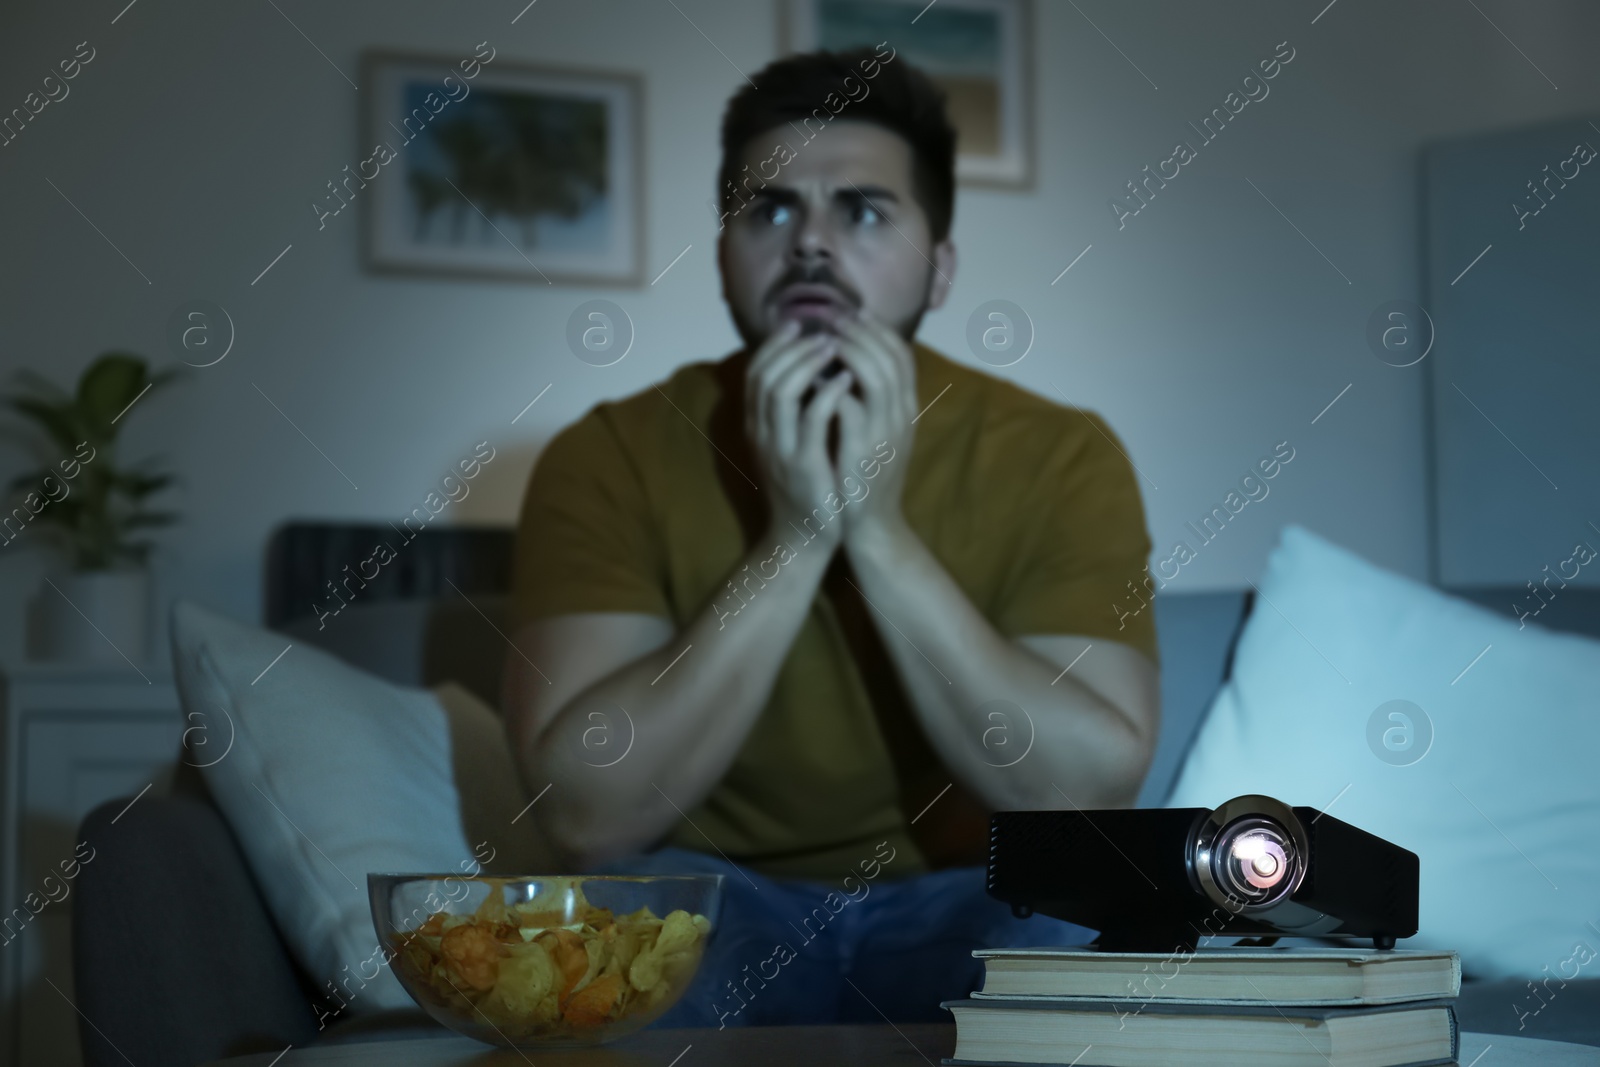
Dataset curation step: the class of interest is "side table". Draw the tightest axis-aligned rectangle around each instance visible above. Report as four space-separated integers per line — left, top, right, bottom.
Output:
0 659 183 1067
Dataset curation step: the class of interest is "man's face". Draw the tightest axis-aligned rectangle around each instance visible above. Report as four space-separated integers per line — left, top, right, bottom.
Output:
717 119 957 351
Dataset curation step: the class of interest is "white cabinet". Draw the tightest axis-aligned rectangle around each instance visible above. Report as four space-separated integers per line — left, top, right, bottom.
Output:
0 661 182 1067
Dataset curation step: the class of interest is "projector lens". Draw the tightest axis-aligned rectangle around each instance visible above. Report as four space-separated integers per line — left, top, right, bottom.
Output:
1215 818 1297 903
1188 796 1310 915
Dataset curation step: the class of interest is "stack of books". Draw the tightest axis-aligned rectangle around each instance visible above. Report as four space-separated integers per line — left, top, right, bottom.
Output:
940 945 1461 1066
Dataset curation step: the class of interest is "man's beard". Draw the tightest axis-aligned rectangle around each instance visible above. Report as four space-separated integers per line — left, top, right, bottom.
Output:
727 261 934 354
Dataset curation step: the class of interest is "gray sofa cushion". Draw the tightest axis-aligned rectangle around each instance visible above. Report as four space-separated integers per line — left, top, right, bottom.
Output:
1139 591 1250 807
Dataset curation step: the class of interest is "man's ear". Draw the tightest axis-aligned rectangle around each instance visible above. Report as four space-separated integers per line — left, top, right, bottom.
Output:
925 239 957 311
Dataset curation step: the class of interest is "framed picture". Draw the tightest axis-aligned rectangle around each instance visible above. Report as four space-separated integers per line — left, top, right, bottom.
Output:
782 0 1033 189
362 51 644 285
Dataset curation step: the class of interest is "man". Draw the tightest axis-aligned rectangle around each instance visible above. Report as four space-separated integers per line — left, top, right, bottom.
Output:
503 46 1160 1027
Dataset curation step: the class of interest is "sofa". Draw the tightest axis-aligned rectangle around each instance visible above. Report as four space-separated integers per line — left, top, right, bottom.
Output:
71 523 1600 1065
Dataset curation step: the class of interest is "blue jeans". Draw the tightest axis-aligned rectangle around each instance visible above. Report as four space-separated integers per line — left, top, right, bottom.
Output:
586 846 1096 1029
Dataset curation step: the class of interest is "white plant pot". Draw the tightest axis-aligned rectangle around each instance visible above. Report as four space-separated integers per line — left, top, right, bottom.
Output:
33 569 150 665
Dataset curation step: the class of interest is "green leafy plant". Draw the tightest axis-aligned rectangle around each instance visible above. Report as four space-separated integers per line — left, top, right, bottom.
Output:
4 352 181 570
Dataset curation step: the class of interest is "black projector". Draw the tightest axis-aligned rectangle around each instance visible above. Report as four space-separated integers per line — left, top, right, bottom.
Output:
988 794 1418 952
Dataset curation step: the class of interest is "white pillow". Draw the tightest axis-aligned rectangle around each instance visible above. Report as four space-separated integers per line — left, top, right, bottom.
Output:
168 600 550 1016
1167 524 1600 981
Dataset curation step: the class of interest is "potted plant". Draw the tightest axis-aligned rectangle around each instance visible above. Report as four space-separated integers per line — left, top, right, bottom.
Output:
4 353 180 664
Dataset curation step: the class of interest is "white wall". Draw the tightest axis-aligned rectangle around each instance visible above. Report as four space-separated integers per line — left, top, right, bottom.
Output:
2 0 1596 662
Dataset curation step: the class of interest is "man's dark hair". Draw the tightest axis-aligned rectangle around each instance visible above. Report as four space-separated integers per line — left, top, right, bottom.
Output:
717 46 958 243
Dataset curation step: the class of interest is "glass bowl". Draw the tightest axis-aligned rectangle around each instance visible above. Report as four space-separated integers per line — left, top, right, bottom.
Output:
368 873 722 1048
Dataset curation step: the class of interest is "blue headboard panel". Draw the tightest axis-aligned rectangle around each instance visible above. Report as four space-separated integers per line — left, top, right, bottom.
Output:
1424 117 1600 588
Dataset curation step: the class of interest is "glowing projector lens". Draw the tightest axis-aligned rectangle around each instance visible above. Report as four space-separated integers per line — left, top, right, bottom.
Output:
1218 821 1294 898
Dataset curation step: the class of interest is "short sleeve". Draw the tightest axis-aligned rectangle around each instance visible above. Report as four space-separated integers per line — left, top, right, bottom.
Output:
991 410 1159 666
510 408 672 630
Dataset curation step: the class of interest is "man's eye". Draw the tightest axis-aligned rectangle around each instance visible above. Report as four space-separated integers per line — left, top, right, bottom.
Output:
851 201 883 225
759 202 792 225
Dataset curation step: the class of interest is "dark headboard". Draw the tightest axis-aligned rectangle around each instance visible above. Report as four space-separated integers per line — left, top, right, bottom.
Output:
264 521 515 628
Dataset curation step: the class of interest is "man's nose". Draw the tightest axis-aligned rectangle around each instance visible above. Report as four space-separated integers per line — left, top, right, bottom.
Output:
788 207 836 265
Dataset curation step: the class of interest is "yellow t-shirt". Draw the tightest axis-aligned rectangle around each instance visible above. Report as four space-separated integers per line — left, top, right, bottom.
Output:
510 340 1158 882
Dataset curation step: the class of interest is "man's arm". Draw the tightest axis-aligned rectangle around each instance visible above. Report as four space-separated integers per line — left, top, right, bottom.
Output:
827 312 1159 812
839 515 1160 813
503 319 859 870
502 529 840 871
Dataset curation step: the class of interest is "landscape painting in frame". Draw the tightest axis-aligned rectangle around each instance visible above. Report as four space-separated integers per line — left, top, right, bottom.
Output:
783 0 1032 188
364 52 643 285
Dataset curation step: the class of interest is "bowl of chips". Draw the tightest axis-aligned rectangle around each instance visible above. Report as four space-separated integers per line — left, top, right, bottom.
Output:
369 873 721 1048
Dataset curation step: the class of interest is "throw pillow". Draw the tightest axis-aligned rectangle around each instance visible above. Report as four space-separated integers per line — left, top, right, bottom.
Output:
168 600 554 1017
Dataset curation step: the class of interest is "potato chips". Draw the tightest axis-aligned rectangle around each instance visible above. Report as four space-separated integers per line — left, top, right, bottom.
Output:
388 876 712 1041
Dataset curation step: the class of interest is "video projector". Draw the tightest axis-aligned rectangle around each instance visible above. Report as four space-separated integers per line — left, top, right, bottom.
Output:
988 794 1418 952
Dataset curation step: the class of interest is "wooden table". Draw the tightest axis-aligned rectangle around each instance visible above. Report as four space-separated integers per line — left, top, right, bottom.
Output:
202 1025 1600 1066
203 1023 953 1065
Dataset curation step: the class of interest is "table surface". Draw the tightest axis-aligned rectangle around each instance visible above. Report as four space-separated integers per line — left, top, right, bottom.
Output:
203 1025 1600 1066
